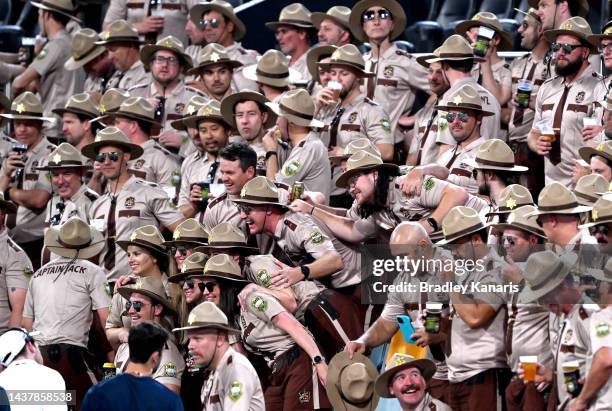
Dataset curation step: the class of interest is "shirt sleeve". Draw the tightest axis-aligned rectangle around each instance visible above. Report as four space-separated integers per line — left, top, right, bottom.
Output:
245 291 286 323
418 176 447 208
148 186 184 228
5 247 32 289
105 293 125 329
220 362 260 411
103 0 128 24
89 267 112 311
294 219 337 259
23 283 34 318
153 345 184 387
177 161 191 207
590 312 612 354
353 215 379 239
29 42 61 77
363 104 394 146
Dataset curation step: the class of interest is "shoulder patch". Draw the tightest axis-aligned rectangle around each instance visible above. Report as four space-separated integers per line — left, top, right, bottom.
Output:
84 190 99 202
228 381 243 401
251 295 268 312
284 219 298 231
22 267 34 278
423 177 435 191
208 192 228 209
596 321 611 337
309 230 324 244
282 160 301 177
161 362 177 378
256 269 272 287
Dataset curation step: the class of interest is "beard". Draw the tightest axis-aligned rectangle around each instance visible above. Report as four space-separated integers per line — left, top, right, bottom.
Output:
556 56 584 76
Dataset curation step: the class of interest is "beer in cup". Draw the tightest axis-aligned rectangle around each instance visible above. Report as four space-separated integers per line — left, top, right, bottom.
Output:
328 81 342 101
536 120 556 143
520 356 537 383
583 117 599 129
516 79 534 109
473 26 495 57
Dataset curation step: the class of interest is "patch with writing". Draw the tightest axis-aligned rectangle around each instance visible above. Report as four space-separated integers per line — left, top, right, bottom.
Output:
282 160 301 177
309 231 324 244
251 295 268 312
228 381 243 401
596 322 610 337
125 197 135 209
383 66 394 77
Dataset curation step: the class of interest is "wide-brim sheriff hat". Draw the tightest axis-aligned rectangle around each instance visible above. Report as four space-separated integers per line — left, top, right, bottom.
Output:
514 7 541 25
117 225 167 255
349 0 406 43
455 11 514 51
574 174 608 206
95 19 143 45
140 36 193 72
0 92 54 122
336 151 399 189
486 184 534 216
265 3 314 30
36 143 91 171
233 176 289 210
65 28 105 71
168 252 209 284
243 50 303 88
99 96 161 127
31 0 82 23
580 193 612 228
306 45 337 82
173 301 240 333
52 92 98 119
327 352 380 411
202 253 249 283
265 88 324 128
588 20 612 45
220 89 277 129
527 181 592 216
170 95 210 131
91 88 131 126
426 34 485 64
44 217 105 259
183 100 230 130
189 0 246 41
164 218 208 247
544 16 597 52
579 141 612 164
435 84 494 116
82 126 144 161
312 6 351 31
465 138 527 172
194 222 259 255
528 0 588 18
437 206 491 245
187 43 243 75
329 138 381 163
375 353 435 398
118 276 176 315
318 44 374 77
415 47 439 68
518 251 578 303
492 205 546 238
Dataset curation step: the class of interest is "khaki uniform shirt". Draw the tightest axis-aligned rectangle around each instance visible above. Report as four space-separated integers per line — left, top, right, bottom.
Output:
0 230 32 333
276 133 331 199
273 212 361 288
447 261 508 382
408 95 440 165
127 139 180 187
533 66 606 186
115 337 184 387
103 0 200 46
587 306 612 410
436 136 485 194
6 138 56 243
177 151 223 221
107 60 150 91
23 257 111 347
200 347 265 411
44 184 99 227
290 52 310 83
203 193 243 233
89 176 183 280
0 132 16 167
226 42 260 92
471 58 512 95
363 45 430 143
84 72 114 96
508 54 549 143
30 31 85 138
436 77 501 146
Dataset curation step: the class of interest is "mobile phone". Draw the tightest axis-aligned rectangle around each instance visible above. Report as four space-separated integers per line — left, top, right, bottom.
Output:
397 315 417 343
198 182 210 201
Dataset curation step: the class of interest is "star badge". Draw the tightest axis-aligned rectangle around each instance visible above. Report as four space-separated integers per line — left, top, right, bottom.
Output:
331 50 342 60
133 278 143 289
72 52 80 60
187 105 196 114
173 229 181 240
103 31 110 40
181 265 187 273
52 154 62 164
210 52 221 62
99 104 106 114
130 232 138 241
16 103 26 114
452 95 463 105
394 356 406 366
202 106 213 116
506 197 517 210
598 143 606 151
592 209 599 221
162 39 173 47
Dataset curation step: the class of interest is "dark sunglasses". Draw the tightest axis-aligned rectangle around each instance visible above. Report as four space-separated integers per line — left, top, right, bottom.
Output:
125 300 150 313
237 203 253 215
446 112 470 123
551 42 584 54
589 225 609 236
174 246 189 256
199 18 220 29
361 9 392 22
501 236 517 246
96 151 121 162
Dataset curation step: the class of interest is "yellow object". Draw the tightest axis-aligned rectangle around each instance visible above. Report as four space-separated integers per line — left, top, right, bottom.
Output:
385 330 427 363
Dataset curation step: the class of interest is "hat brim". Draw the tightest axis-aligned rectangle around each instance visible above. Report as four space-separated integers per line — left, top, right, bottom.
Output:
35 164 91 172
81 139 144 161
311 13 350 31
307 45 337 82
116 238 167 255
64 46 106 71
194 244 259 255
491 222 546 238
30 1 82 23
117 286 176 315
52 107 98 119
167 271 206 284
349 0 406 43
318 61 375 78
44 226 105 259
454 20 513 51
336 163 400 188
0 113 54 122
163 239 208 247
326 352 380 410
265 102 323 128
186 59 243 76
434 104 494 117
425 54 485 64
436 222 492 245
104 110 162 128
579 217 612 229
140 45 193 72
242 64 302 88
543 29 596 52
182 113 230 131
189 4 246 41
579 146 612 164
233 197 289 212
526 205 593 217
464 157 528 172
95 37 144 46
416 54 435 68
172 322 241 334
375 358 436 398
265 21 315 31
588 34 612 46
518 253 577 303
220 90 277 129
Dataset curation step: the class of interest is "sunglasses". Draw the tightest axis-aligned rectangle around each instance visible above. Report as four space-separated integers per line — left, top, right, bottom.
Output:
501 236 517 246
96 151 121 163
551 42 584 54
446 112 470 123
151 55 179 65
349 171 366 188
125 300 151 313
174 246 189 257
199 18 220 29
589 225 610 236
361 9 392 22
237 203 253 215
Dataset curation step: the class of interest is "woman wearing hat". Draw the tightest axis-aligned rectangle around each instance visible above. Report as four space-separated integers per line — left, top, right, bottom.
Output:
164 218 208 271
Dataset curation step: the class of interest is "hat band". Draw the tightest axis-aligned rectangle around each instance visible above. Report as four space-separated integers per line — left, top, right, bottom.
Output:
444 221 485 240
104 35 140 43
329 59 366 70
209 240 249 247
57 237 92 250
48 160 86 167
200 57 233 66
438 52 474 59
173 236 207 242
203 270 243 280
41 0 75 15
445 102 484 111
187 320 229 328
575 191 599 202
476 157 515 168
510 221 545 237
279 103 314 121
528 259 565 289
74 44 98 61
240 194 281 203
278 19 312 26
10 109 43 117
538 201 579 212
498 202 532 212
256 68 289 79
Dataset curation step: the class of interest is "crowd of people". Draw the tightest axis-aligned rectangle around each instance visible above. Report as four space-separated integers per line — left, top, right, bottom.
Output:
1 0 612 410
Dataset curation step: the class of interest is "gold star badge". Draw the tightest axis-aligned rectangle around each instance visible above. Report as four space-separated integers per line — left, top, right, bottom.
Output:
103 31 110 40
52 154 62 164
331 50 342 60
593 209 599 221
16 103 26 114
394 356 407 366
240 186 247 198
130 232 138 241
210 52 221 63
598 143 606 151
133 278 143 289
187 105 196 114
162 39 173 48
452 95 463 105
506 197 517 210
606 26 612 35
202 106 213 116
562 22 573 30
173 229 181 240
181 265 187 273
72 52 80 60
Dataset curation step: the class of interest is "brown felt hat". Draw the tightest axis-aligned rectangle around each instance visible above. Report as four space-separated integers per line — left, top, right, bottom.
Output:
52 92 99 119
220 89 277 129
65 28 106 71
243 49 302 88
187 43 243 75
81 126 144 161
96 19 142 45
31 0 81 23
311 6 351 31
189 0 246 41
140 35 193 72
265 3 314 30
544 17 597 52
455 12 513 51
173 301 240 333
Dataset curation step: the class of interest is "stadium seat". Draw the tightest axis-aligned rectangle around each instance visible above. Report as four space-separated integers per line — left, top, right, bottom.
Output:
404 21 445 53
500 18 521 50
0 25 23 54
394 40 416 53
436 0 476 30
0 0 11 25
477 0 515 19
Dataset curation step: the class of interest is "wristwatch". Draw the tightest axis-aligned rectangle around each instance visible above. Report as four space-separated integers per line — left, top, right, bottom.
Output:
312 355 325 366
300 265 310 280
426 217 439 232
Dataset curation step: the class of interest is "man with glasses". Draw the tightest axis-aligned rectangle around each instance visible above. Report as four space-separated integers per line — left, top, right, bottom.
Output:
85 127 184 283
589 20 612 90
349 0 429 163
97 20 150 91
114 277 185 394
527 17 606 188
130 36 205 153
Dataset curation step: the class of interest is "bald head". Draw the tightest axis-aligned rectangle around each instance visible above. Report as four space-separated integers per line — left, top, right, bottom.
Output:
390 222 432 246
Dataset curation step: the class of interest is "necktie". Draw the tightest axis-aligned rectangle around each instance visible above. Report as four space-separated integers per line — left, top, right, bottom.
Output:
151 96 166 136
328 107 346 149
444 145 460 169
103 196 117 271
144 0 160 44
550 85 570 165
512 63 538 126
415 107 438 165
366 59 378 99
206 160 220 183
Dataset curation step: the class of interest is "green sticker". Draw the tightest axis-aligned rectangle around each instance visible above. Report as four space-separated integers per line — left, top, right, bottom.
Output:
423 178 435 191
283 160 301 177
596 322 610 337
251 296 268 312
380 118 391 133
228 381 243 401
162 362 177 377
309 231 324 244
256 269 271 287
